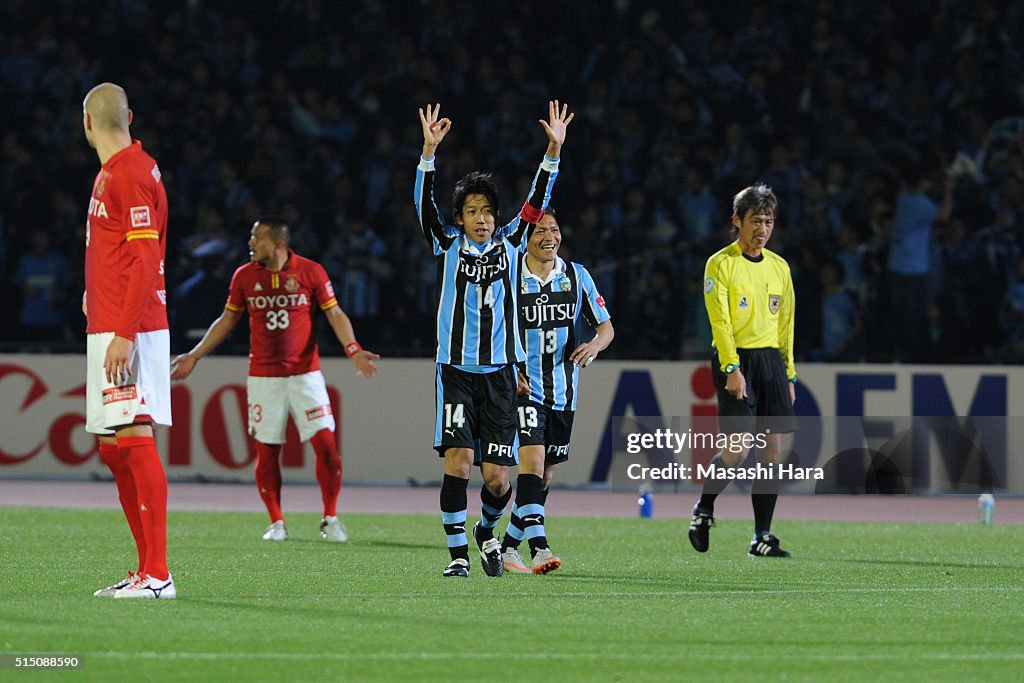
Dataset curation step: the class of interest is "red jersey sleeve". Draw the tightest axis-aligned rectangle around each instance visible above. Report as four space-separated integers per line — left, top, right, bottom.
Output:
114 176 165 341
226 265 248 312
312 262 339 311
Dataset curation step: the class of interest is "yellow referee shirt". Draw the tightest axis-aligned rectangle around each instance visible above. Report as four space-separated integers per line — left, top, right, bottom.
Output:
703 242 795 379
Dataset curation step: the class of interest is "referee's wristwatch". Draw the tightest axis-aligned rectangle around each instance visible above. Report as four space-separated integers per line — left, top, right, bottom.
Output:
724 363 738 374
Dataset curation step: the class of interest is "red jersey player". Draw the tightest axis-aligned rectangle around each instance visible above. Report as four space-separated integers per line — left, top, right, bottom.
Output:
82 83 175 599
172 217 379 541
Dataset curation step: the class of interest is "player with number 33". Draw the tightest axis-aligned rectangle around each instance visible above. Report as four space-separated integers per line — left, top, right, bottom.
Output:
171 217 379 542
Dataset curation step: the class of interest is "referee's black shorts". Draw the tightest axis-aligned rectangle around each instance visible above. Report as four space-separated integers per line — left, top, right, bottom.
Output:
712 348 797 436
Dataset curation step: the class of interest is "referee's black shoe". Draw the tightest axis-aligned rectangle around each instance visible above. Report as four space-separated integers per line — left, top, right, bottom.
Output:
748 533 791 558
688 505 715 553
473 522 504 577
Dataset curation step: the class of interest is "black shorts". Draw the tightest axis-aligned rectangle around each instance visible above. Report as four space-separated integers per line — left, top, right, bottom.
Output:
713 348 797 435
516 399 575 464
435 364 518 466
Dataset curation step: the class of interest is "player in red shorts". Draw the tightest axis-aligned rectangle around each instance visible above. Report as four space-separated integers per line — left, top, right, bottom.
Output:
82 83 175 599
172 217 379 541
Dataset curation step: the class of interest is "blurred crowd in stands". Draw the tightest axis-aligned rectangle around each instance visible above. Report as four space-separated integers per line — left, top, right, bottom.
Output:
2 0 1023 363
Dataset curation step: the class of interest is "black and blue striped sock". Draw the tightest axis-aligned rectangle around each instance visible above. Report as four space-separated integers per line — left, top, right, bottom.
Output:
501 502 525 551
515 473 548 556
477 484 512 541
440 474 469 561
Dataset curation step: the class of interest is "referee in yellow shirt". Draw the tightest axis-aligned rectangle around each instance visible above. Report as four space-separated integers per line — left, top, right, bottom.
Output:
688 184 797 558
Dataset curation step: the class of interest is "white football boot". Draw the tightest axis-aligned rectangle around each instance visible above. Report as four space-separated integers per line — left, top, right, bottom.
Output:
531 548 562 575
262 520 288 541
501 547 531 574
93 571 138 597
114 572 176 599
319 516 348 542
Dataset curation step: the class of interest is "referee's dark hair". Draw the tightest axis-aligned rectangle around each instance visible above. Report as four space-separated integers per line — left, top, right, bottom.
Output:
255 215 291 245
452 171 500 224
732 184 778 219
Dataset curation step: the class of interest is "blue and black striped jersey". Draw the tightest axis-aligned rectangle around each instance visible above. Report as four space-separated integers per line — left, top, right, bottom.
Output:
414 155 559 366
519 256 611 410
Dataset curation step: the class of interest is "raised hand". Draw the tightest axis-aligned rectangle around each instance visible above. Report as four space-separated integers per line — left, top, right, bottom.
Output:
419 103 451 155
539 100 574 154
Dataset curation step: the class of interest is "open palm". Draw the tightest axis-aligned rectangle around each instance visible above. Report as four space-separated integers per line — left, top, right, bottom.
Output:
539 100 574 147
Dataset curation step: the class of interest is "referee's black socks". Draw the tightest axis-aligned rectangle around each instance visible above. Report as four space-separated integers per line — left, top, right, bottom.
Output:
751 473 780 536
697 452 733 513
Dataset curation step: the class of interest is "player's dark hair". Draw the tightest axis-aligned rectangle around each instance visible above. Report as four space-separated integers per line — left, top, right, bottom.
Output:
452 171 500 225
732 184 778 219
527 207 558 239
255 215 290 245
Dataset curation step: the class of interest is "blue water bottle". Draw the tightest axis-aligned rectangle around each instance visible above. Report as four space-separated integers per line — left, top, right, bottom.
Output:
638 485 653 518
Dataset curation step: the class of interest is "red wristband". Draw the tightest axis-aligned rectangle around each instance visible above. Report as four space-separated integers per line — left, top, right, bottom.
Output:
519 202 544 224
345 342 362 358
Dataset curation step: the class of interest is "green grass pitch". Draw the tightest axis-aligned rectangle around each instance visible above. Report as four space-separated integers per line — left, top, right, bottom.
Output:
1 507 1022 681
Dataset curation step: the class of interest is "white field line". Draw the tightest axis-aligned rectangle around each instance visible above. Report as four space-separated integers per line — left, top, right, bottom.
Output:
179 586 1024 599
91 651 1024 662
